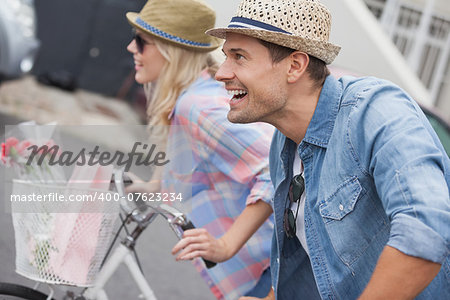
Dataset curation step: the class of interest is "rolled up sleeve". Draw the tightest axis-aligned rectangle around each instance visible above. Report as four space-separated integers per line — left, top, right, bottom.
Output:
386 163 449 263
353 82 450 264
246 167 273 205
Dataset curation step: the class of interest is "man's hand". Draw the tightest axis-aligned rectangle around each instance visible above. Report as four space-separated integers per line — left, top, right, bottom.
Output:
172 228 231 263
238 287 275 300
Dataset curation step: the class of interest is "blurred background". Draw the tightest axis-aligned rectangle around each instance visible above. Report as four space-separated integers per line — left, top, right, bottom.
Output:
0 0 449 299
1 0 449 122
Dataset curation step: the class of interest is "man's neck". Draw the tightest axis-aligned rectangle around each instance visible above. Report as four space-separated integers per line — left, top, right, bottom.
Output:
273 83 322 144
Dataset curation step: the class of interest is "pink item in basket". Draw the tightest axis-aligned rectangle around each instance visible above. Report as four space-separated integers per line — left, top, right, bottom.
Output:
49 164 113 285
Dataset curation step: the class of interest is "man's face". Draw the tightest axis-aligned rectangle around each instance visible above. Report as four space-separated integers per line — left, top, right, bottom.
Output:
215 33 289 124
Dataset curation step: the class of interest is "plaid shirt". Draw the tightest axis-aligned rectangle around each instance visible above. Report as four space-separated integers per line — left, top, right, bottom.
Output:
163 70 274 299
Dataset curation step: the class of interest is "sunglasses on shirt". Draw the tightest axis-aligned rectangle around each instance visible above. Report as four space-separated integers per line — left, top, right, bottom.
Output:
283 174 305 239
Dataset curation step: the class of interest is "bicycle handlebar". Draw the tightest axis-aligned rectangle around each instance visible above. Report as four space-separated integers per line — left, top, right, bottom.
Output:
112 169 216 269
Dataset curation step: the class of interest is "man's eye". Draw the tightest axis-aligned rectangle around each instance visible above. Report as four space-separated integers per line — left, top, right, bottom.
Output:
236 54 244 60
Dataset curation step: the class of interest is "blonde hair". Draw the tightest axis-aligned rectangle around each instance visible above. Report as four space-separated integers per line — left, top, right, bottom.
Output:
144 39 219 138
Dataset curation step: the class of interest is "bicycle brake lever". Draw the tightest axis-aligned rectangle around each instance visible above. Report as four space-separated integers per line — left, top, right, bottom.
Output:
112 168 138 218
157 204 217 269
156 204 186 224
112 168 125 196
112 168 131 215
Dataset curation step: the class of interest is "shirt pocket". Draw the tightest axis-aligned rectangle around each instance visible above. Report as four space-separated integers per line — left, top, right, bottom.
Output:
319 176 389 266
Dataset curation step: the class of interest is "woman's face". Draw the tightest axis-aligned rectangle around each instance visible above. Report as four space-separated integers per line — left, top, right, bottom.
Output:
127 29 167 84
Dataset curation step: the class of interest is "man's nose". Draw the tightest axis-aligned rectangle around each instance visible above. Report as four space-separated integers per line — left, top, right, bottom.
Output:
215 60 234 82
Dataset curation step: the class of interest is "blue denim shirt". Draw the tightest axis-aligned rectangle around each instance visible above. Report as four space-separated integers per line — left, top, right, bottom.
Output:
269 75 450 299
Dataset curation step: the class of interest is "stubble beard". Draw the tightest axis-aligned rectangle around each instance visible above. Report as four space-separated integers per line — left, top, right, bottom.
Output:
227 109 256 124
227 91 286 125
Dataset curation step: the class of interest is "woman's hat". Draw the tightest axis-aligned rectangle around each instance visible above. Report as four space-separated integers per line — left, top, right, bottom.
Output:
206 0 341 64
126 0 222 52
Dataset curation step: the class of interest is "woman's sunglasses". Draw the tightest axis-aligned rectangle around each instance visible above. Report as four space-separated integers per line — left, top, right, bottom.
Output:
283 174 305 239
132 29 154 54
134 33 148 54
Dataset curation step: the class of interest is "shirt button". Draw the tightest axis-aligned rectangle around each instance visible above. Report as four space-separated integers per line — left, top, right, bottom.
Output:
339 204 344 211
277 258 280 263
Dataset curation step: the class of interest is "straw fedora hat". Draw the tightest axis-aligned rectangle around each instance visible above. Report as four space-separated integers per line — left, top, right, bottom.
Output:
126 0 222 52
206 0 341 64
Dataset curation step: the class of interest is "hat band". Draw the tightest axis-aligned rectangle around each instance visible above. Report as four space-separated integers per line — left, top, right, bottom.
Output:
136 17 212 47
228 16 291 34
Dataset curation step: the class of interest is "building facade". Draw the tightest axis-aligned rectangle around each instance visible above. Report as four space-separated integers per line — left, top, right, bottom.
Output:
364 0 450 120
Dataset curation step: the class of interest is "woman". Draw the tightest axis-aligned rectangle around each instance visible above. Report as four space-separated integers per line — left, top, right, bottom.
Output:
126 0 274 299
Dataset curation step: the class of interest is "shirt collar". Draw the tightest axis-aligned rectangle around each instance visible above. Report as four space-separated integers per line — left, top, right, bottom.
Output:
302 75 343 148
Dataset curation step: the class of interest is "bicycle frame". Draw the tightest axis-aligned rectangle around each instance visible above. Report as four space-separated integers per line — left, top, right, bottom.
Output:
80 169 195 300
81 202 196 300
83 243 157 300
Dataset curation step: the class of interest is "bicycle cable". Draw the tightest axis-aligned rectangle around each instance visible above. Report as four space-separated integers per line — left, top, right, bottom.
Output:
99 211 134 269
133 247 145 276
129 204 172 276
80 211 136 297
127 204 180 277
100 203 178 280
99 208 150 276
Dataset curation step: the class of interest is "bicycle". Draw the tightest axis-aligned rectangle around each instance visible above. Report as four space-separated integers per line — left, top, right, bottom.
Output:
0 168 215 300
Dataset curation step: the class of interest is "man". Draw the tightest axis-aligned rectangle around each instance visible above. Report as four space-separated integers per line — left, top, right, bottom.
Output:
206 0 450 299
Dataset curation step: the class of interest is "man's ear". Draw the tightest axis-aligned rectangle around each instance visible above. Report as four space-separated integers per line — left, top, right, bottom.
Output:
287 51 309 83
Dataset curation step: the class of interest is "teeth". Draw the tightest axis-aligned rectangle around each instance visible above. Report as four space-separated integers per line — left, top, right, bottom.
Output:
227 90 247 96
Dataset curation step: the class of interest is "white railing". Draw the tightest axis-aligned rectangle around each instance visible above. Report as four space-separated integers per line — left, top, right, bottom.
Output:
364 0 450 106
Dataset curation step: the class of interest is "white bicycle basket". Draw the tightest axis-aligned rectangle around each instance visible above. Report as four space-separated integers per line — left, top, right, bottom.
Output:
11 180 120 287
